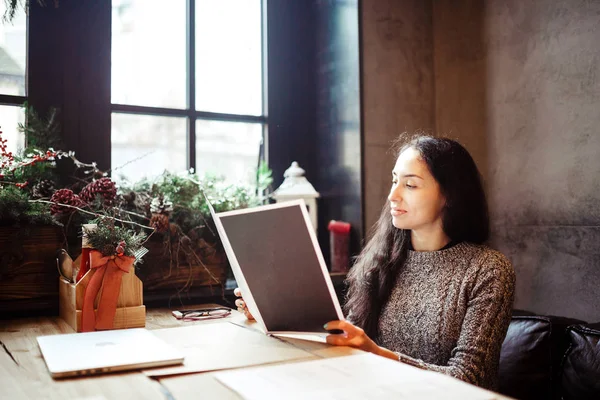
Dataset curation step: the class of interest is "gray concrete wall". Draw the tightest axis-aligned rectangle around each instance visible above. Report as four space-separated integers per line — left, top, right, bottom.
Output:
434 0 600 321
433 1 489 181
362 0 600 321
361 0 435 234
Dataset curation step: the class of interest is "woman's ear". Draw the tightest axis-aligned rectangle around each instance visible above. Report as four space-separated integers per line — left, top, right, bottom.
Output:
438 193 448 213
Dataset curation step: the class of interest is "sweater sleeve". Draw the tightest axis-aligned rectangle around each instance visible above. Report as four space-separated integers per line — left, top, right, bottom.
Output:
394 251 515 388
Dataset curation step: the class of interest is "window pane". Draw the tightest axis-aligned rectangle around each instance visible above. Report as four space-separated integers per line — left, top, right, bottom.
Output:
111 113 187 183
0 104 25 153
195 0 262 116
112 0 186 108
195 120 262 184
0 4 27 96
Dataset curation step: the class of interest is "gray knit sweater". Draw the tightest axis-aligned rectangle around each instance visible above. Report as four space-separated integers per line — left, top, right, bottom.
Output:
376 242 515 390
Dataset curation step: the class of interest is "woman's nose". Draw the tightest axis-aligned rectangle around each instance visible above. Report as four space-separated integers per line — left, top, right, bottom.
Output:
388 185 401 202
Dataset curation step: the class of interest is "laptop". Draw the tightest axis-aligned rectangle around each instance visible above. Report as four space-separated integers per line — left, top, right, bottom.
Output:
37 328 184 378
206 197 345 337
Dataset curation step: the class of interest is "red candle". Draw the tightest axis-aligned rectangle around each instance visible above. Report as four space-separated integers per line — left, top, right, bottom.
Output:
328 220 351 273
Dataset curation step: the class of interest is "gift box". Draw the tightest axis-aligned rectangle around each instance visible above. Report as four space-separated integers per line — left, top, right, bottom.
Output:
59 253 146 332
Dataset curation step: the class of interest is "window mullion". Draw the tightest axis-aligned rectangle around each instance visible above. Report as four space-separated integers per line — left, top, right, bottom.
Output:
187 0 197 171
0 95 28 106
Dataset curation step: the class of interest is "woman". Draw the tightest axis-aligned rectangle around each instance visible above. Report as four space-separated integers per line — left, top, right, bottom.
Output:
235 135 515 391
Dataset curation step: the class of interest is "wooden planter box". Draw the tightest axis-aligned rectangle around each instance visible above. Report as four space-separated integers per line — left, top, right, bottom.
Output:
138 237 228 302
59 267 146 332
0 226 229 316
0 225 63 316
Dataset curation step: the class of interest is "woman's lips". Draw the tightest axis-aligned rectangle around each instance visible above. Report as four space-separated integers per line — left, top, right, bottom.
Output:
390 208 407 216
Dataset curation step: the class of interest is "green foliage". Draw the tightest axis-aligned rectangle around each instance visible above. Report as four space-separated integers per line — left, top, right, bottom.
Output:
152 171 202 208
24 200 56 224
256 160 273 197
9 149 61 184
83 217 146 258
0 185 56 226
0 185 28 222
1 102 64 193
118 170 267 238
1 101 275 273
18 102 63 152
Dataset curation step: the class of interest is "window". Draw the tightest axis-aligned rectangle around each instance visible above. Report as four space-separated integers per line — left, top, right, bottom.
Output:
0 3 27 153
111 0 266 184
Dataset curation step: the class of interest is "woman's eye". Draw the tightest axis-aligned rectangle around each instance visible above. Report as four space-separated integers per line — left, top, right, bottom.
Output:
392 180 398 185
406 183 416 189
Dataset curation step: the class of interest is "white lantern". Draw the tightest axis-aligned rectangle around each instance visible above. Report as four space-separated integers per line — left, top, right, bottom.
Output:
273 161 320 233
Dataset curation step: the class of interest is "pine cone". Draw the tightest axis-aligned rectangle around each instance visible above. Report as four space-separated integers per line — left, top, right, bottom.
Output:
122 191 136 207
32 179 56 198
79 177 117 205
50 189 84 215
150 196 173 215
150 213 170 233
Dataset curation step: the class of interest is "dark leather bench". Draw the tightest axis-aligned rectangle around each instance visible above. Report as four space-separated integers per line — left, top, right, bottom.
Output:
498 310 600 400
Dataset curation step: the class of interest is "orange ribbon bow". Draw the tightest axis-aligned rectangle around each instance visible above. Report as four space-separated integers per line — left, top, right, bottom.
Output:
81 250 135 332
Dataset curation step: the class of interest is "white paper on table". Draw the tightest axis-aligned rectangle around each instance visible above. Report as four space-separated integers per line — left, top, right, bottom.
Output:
144 322 313 377
215 353 499 400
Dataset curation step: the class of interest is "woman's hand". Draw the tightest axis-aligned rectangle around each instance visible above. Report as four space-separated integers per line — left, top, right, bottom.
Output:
233 287 255 321
324 320 400 361
324 320 381 354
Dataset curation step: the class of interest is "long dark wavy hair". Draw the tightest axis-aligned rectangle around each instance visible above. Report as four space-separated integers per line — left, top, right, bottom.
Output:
345 134 490 339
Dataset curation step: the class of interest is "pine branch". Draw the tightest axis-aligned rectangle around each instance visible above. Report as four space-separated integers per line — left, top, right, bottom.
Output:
28 199 156 231
83 217 147 258
18 102 63 150
2 1 58 24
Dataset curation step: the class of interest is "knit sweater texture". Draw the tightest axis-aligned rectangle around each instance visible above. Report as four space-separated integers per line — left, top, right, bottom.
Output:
377 241 515 390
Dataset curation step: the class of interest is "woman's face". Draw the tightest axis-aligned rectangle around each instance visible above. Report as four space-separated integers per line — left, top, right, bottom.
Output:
388 147 446 231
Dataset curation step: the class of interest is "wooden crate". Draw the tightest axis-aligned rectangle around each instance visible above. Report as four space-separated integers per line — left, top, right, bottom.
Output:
59 265 146 332
0 226 63 316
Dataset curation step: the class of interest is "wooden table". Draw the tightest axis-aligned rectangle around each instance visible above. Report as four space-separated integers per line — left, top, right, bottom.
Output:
0 305 361 399
0 306 511 399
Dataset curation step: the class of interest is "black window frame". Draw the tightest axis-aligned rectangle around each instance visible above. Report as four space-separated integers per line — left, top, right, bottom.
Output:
0 94 27 107
110 0 268 173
